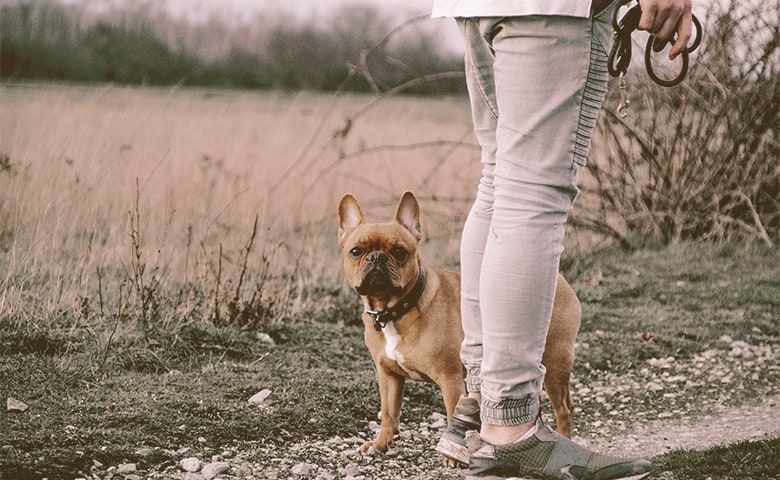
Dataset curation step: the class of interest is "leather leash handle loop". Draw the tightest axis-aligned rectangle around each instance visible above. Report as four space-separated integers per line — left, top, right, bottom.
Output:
644 15 702 87
644 35 689 87
608 0 703 87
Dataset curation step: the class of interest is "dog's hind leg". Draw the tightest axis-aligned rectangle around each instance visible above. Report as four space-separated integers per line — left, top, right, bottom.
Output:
543 375 574 438
438 376 467 420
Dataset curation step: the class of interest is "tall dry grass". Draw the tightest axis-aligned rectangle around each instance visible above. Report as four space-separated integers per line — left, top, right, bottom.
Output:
577 0 779 248
0 83 479 350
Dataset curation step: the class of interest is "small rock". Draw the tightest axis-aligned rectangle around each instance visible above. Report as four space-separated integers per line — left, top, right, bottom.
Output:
93 460 104 468
257 332 275 344
198 436 208 444
291 462 318 476
181 457 203 472
135 447 154 458
646 382 664 392
701 349 720 359
117 463 137 473
343 463 360 477
248 389 275 407
6 397 28 412
429 412 447 429
184 473 204 480
202 461 230 480
648 356 675 368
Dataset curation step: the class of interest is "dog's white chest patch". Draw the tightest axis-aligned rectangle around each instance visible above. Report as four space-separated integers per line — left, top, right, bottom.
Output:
383 323 423 381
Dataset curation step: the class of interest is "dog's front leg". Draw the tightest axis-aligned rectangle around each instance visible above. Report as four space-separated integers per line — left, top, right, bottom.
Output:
360 367 405 452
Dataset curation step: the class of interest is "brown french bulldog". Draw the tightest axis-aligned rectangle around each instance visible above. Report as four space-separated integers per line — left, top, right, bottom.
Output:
337 191 581 455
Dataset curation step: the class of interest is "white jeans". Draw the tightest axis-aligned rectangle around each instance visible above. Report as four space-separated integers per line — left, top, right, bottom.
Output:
457 7 614 426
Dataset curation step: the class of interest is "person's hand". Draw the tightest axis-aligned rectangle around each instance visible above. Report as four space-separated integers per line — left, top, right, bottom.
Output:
637 0 693 60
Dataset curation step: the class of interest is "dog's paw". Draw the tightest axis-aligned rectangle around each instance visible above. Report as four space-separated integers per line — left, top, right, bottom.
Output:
442 456 467 469
358 441 374 453
359 436 391 453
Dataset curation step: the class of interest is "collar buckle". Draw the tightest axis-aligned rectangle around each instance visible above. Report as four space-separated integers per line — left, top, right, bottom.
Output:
363 267 426 331
366 310 388 331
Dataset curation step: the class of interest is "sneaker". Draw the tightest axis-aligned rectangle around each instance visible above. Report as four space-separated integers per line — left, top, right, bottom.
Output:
436 395 482 464
466 419 652 480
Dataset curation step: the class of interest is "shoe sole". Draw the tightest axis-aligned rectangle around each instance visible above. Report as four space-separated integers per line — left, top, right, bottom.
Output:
435 435 469 465
465 474 651 480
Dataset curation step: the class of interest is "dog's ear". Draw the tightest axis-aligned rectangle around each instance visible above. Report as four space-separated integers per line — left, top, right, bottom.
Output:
394 191 421 241
338 193 365 246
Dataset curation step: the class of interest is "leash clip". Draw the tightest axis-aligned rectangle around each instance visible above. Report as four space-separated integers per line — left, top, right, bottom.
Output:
617 72 631 117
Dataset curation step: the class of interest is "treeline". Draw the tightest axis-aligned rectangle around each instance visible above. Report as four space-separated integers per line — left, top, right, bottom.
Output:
0 1 465 94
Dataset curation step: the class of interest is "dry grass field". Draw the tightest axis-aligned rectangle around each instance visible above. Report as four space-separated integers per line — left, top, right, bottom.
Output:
0 83 486 325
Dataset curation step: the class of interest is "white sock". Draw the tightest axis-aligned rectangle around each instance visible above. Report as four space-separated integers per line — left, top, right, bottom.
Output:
514 423 538 443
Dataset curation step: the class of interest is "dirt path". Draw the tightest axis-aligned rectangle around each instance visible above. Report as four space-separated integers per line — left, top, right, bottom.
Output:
109 394 780 480
576 394 780 458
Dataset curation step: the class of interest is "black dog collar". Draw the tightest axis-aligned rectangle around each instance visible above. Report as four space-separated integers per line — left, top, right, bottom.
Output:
365 267 427 331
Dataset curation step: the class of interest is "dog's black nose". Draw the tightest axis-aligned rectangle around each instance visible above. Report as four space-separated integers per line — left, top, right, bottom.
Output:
367 251 388 265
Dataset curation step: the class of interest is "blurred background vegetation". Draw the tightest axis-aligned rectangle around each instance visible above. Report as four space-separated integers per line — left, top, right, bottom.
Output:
0 0 777 335
0 0 465 93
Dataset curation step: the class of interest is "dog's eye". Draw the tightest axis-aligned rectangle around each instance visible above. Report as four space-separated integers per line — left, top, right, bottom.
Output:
391 246 408 261
349 246 364 258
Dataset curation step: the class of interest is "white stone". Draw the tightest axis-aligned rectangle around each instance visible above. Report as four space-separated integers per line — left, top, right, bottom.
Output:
202 462 230 479
6 397 28 412
117 463 136 473
248 389 275 406
291 463 318 476
646 382 664 392
180 457 202 472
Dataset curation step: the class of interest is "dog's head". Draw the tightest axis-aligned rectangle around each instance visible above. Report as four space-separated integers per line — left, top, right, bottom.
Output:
338 191 422 305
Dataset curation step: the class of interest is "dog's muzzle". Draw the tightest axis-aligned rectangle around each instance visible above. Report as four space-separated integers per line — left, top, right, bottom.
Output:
354 252 401 296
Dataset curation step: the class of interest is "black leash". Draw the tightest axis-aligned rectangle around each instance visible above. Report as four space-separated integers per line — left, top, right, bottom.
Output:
607 0 703 115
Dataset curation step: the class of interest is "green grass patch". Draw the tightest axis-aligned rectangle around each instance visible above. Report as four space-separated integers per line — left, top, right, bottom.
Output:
655 438 780 480
1 243 778 479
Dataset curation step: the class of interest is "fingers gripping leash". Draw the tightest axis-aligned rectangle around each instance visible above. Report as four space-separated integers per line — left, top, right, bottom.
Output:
608 0 703 115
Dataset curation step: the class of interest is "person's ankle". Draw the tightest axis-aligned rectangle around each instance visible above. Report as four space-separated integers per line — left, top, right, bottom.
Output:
480 418 536 445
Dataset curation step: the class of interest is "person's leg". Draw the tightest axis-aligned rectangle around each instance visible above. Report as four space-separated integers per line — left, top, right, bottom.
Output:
436 17 502 464
476 11 609 442
459 6 652 480
457 9 601 441
458 6 616 408
457 15 500 405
